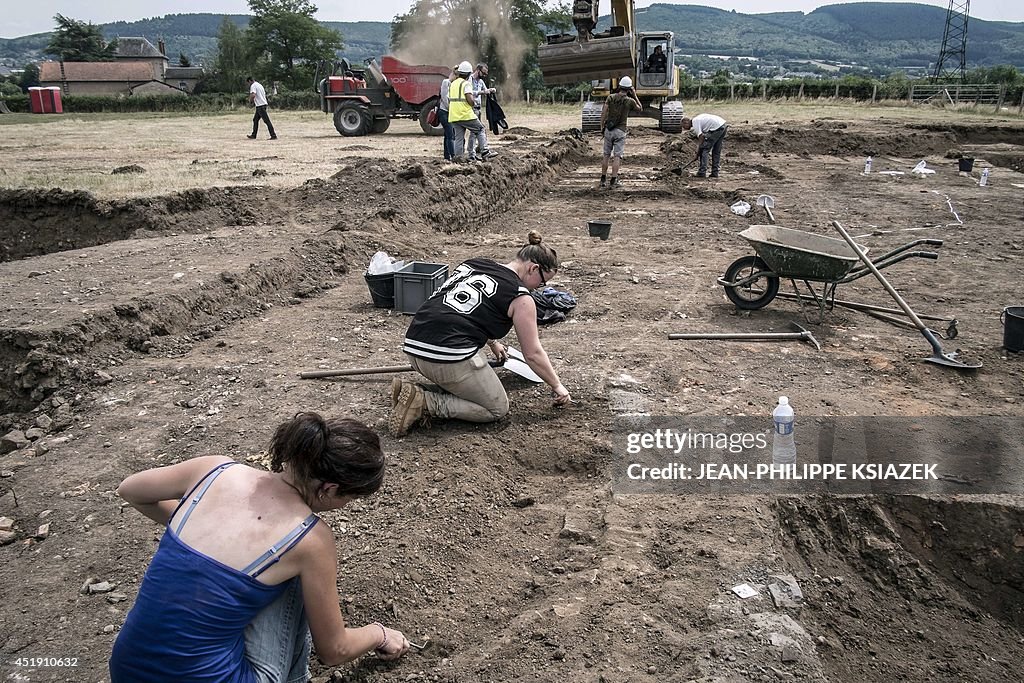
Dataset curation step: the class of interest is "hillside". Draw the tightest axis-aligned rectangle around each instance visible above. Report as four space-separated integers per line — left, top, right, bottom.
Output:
2 3 1022 72
636 2 1024 68
0 13 390 67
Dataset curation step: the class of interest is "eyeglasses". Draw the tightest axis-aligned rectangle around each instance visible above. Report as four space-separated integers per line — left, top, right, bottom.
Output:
535 264 548 288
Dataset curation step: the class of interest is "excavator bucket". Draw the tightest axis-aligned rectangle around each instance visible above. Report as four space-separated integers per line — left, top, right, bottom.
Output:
537 34 636 85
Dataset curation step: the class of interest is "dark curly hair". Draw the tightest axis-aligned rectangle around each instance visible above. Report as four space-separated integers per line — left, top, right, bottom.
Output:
268 412 384 505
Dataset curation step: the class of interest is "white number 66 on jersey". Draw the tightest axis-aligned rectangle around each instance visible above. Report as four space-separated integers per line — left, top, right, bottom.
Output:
441 265 498 314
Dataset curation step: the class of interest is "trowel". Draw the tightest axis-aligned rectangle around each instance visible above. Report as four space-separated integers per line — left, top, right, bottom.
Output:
297 346 543 383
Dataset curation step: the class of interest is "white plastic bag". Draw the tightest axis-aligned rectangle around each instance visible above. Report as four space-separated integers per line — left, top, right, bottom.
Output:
367 251 404 275
911 160 935 175
730 200 752 216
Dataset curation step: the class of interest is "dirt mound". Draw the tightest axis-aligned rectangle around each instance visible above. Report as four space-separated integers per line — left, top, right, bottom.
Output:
725 126 959 158
907 122 1024 145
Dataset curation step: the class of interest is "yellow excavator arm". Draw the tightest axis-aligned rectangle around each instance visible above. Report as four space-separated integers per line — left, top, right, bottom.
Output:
539 0 637 85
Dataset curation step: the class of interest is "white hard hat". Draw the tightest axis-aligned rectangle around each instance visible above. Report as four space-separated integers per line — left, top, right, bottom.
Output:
458 61 473 74
619 76 633 88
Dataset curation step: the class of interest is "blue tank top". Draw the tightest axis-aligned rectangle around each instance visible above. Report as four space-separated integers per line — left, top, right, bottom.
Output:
109 463 319 683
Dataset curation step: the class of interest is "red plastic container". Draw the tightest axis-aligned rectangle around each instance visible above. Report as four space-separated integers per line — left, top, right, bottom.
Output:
29 87 46 114
47 87 63 114
28 87 63 114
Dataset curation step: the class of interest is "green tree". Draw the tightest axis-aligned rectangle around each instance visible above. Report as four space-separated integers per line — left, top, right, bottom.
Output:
18 63 41 91
214 18 248 92
178 52 192 67
245 0 343 90
0 80 21 97
711 68 731 85
46 14 117 61
967 64 1022 86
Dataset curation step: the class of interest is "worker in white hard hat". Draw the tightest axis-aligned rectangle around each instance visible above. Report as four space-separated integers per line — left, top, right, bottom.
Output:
448 60 497 163
599 75 642 189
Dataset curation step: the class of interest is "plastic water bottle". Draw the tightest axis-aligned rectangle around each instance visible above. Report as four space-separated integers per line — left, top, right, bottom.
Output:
980 168 990 187
772 397 796 465
863 156 872 174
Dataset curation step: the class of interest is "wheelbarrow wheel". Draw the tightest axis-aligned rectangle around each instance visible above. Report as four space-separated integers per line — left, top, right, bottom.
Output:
723 256 779 309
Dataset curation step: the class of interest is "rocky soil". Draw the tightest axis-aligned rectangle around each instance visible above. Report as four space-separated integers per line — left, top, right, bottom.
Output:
1 114 1023 683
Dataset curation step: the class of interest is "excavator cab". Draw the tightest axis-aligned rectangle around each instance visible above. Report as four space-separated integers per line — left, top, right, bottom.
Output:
635 34 677 95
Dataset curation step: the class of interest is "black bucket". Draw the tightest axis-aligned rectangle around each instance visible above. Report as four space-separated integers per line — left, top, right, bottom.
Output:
1002 306 1024 353
364 271 395 308
588 220 612 240
958 157 975 172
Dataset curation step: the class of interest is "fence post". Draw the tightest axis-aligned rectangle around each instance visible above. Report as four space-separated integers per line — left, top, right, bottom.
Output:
872 84 877 104
996 85 1005 113
834 83 839 99
697 82 702 101
1018 89 1023 115
730 83 735 100
908 84 914 104
580 90 584 103
798 83 804 101
526 90 530 105
762 82 767 100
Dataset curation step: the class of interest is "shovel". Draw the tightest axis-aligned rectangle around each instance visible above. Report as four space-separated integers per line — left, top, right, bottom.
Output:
756 195 776 223
670 154 700 176
297 346 544 383
831 220 981 370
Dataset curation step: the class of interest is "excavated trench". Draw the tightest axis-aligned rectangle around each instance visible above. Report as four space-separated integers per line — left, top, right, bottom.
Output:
778 495 1024 681
0 135 590 415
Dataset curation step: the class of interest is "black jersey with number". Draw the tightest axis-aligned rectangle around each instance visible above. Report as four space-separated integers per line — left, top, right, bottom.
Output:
404 258 531 362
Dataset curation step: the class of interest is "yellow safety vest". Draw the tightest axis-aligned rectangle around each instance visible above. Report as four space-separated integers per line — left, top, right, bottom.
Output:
447 78 474 122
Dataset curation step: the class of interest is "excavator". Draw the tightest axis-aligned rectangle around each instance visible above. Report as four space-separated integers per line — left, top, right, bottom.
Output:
538 0 684 133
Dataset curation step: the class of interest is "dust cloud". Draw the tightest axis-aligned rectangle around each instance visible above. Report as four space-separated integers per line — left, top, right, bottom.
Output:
392 0 531 96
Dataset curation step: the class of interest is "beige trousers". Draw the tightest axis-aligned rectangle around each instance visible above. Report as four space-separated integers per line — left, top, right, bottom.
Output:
409 351 509 422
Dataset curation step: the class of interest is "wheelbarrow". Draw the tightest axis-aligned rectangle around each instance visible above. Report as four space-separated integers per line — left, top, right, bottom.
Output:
717 225 943 321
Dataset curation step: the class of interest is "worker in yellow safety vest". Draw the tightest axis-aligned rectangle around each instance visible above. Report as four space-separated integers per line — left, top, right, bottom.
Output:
448 61 497 162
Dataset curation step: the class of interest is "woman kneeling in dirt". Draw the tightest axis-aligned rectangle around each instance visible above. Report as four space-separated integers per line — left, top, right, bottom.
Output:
109 412 410 682
391 229 571 436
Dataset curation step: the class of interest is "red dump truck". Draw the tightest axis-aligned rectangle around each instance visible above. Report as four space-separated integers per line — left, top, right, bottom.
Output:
316 56 448 137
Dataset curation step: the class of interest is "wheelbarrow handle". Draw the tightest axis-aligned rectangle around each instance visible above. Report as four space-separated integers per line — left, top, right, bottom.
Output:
922 238 944 247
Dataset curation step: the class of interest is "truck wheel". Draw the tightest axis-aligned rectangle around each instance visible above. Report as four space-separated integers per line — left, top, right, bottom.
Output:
334 104 370 136
419 100 443 136
371 117 391 134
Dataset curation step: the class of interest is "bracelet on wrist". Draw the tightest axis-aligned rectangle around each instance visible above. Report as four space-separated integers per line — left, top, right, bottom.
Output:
371 622 388 651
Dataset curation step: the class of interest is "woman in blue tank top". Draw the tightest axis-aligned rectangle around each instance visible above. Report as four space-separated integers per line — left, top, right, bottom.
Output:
110 412 411 682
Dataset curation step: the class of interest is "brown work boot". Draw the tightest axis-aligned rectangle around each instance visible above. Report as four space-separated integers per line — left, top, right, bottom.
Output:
390 377 404 407
390 382 426 437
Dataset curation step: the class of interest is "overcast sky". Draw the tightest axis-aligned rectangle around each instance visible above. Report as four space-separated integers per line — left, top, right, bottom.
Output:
3 0 1022 38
